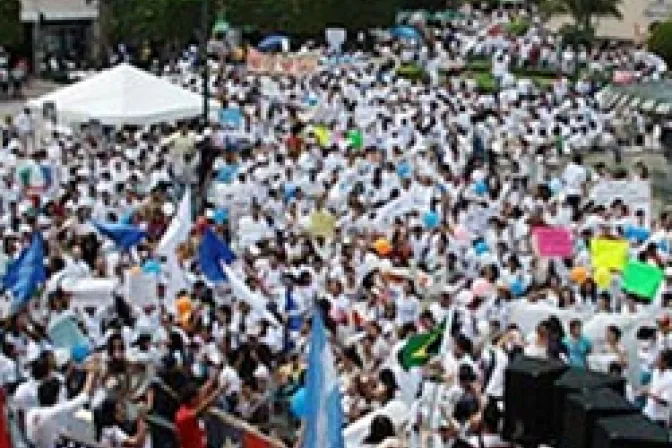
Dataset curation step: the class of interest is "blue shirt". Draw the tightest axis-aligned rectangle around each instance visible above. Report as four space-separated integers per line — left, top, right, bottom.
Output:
563 335 592 368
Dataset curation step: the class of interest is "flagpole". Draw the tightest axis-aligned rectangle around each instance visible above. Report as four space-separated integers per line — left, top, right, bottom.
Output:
426 307 456 447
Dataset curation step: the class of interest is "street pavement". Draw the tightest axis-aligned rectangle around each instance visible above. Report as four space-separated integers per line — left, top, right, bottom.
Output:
0 79 60 117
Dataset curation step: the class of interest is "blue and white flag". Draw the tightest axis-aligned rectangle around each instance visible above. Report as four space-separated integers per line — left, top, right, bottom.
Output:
199 228 236 282
93 221 147 250
283 285 302 352
304 307 345 448
4 233 46 309
286 286 302 332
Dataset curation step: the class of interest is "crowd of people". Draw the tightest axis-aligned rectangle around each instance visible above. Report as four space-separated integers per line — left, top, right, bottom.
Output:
1 3 672 448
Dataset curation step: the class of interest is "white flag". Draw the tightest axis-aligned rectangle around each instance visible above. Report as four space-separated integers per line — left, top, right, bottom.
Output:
157 190 191 309
157 188 192 256
222 264 279 326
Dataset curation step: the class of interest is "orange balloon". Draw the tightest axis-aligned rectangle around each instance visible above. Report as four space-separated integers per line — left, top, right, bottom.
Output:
373 238 393 256
176 295 192 315
570 266 589 284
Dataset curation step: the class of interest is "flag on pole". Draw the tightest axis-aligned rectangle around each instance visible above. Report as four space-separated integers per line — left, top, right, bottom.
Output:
157 188 192 255
286 286 302 331
4 233 46 309
283 285 302 352
222 264 279 327
157 190 192 306
304 307 345 448
93 221 147 250
198 228 236 282
399 321 446 370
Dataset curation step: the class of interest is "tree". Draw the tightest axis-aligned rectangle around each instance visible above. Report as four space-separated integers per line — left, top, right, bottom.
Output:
537 0 622 32
0 0 23 48
102 0 407 48
104 0 203 48
226 0 402 36
648 21 672 66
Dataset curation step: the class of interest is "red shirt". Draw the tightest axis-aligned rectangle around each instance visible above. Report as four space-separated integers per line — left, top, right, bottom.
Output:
174 405 206 448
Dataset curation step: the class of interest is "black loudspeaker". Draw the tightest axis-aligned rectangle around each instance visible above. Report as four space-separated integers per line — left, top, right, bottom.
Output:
553 368 625 440
559 388 636 448
503 357 567 446
593 414 669 448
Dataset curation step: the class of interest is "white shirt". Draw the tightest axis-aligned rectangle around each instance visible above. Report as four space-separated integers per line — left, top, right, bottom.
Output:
26 393 89 448
562 162 587 196
644 369 672 423
12 378 39 412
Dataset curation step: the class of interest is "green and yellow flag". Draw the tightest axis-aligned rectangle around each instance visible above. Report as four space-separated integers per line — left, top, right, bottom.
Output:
399 321 445 370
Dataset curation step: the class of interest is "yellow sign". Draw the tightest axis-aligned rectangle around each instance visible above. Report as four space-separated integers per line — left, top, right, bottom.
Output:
308 211 335 238
590 238 629 271
313 126 330 147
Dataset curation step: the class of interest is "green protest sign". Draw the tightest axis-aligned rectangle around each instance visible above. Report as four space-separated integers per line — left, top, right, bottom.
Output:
622 261 663 300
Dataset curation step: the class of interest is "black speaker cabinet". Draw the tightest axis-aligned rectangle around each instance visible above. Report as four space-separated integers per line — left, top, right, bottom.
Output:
593 414 669 448
553 367 625 440
503 356 567 446
559 388 636 448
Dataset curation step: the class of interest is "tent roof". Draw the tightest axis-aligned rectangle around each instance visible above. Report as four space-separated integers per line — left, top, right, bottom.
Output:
28 63 218 126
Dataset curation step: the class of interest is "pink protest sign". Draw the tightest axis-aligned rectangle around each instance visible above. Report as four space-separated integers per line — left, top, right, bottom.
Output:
534 227 573 257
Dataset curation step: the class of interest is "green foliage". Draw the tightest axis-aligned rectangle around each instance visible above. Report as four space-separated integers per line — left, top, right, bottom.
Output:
397 63 425 80
474 72 496 92
538 0 622 32
105 0 203 46
465 58 490 72
507 18 530 37
648 21 672 67
105 0 410 44
0 0 23 48
559 23 595 47
226 0 401 35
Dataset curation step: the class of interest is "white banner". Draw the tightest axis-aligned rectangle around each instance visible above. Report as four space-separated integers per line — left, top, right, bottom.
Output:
63 277 117 308
125 270 159 307
326 28 347 53
590 179 651 227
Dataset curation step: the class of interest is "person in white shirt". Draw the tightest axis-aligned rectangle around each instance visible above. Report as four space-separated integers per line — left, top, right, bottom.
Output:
27 359 98 448
642 349 672 426
561 154 587 213
14 108 35 152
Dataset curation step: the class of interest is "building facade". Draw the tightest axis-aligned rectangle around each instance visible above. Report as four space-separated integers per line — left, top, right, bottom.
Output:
20 0 99 72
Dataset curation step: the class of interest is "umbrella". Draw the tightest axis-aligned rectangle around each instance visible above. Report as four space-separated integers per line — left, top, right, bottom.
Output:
258 35 288 52
390 26 423 41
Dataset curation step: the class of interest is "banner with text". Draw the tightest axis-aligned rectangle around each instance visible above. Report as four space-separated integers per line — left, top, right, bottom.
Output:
247 50 319 76
590 180 651 227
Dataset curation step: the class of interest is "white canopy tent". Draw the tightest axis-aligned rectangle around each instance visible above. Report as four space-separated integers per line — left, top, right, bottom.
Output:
28 63 219 126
